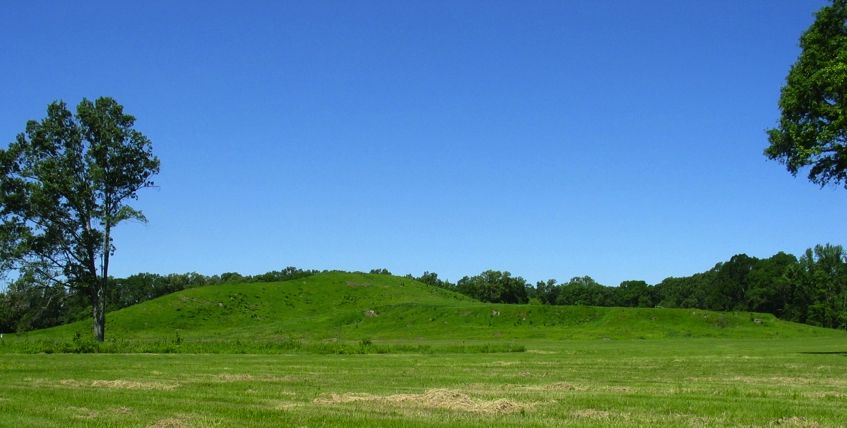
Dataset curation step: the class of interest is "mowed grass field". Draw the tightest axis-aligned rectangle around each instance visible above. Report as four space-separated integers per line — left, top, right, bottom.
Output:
1 273 845 426
2 338 846 427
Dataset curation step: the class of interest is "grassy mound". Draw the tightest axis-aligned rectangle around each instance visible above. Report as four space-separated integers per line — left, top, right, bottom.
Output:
3 272 841 353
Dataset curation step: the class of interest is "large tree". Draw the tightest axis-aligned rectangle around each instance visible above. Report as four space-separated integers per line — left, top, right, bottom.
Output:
766 0 847 188
456 270 529 304
0 97 159 341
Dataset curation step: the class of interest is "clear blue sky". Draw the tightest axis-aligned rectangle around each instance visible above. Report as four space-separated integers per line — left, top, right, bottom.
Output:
1 0 844 286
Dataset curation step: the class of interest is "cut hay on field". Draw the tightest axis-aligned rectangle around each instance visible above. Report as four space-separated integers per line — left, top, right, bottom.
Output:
520 382 585 392
58 379 178 390
314 388 529 414
148 417 186 428
769 416 822 427
572 408 613 420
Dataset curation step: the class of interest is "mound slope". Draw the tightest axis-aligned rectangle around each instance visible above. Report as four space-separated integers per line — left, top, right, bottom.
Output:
21 272 841 343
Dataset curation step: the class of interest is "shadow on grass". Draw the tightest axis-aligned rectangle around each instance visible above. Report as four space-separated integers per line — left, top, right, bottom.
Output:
799 351 847 356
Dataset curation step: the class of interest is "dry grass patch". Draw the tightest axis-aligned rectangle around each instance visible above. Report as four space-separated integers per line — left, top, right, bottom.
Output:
58 379 178 390
803 391 847 399
485 361 520 367
572 408 613 420
769 416 822 427
315 388 530 414
525 349 556 354
69 406 99 420
208 373 300 383
212 373 256 382
693 375 847 387
520 382 585 392
572 408 636 422
663 413 727 427
272 401 307 411
148 417 186 428
601 385 634 393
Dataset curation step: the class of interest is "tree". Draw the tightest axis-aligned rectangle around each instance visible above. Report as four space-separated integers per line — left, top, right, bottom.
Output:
708 254 757 311
616 280 655 308
456 270 529 304
796 244 847 328
534 279 559 305
556 276 617 306
745 252 797 315
416 271 454 289
0 270 70 333
0 97 159 341
766 0 847 188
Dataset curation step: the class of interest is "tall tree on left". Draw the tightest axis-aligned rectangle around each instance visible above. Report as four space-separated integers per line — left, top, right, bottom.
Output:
0 97 159 341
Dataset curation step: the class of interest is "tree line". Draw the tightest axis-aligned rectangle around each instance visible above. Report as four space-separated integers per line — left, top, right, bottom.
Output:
412 244 847 330
1 244 845 334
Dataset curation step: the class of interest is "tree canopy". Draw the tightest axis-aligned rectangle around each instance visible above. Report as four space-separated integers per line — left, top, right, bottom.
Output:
0 97 159 341
766 0 847 188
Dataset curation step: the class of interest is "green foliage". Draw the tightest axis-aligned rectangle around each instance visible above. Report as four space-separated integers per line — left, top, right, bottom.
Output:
457 270 529 304
3 247 845 336
0 266 318 334
1 272 837 356
414 271 450 288
0 97 159 341
555 276 617 306
793 244 847 328
654 246 847 330
0 274 69 332
766 0 847 188
617 280 655 307
532 279 559 304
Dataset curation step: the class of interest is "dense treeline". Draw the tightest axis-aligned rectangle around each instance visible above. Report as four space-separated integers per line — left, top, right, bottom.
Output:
0 267 316 333
2 245 846 333
418 244 847 330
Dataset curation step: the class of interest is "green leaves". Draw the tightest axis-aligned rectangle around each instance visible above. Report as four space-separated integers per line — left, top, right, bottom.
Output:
767 0 847 188
0 97 159 340
112 205 147 225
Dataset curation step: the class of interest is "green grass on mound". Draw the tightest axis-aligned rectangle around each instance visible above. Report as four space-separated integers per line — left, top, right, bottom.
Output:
2 272 842 353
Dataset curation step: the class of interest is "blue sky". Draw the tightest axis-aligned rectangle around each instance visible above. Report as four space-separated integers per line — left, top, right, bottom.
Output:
1 0 843 286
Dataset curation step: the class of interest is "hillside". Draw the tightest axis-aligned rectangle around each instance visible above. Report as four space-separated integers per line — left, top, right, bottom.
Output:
8 272 842 352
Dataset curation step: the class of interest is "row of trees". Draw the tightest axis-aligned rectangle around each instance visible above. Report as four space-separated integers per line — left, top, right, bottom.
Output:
410 244 847 330
2 245 845 333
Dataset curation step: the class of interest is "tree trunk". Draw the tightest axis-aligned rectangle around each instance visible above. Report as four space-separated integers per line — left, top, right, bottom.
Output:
92 289 105 342
94 222 111 342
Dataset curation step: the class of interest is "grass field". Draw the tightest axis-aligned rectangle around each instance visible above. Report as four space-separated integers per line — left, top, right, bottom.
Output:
1 273 845 426
2 338 846 427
